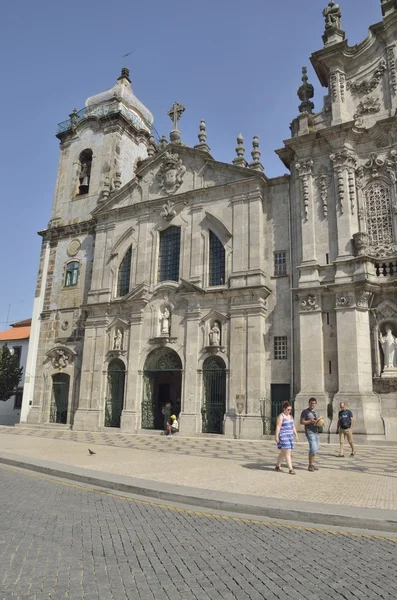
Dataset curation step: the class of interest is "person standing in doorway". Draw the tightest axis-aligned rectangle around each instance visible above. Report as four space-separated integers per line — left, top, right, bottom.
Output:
300 398 321 472
162 401 172 436
275 401 298 474
336 402 355 457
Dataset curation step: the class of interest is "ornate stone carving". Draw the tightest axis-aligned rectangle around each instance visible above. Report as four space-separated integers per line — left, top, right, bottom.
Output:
359 150 397 183
49 348 74 370
340 73 345 102
300 294 319 311
354 96 381 120
347 60 387 95
323 1 341 30
330 70 345 103
387 45 397 96
330 72 338 102
158 151 186 195
160 199 177 221
336 293 351 308
67 239 81 257
369 243 397 258
353 231 369 256
316 166 332 218
356 290 372 309
330 150 357 214
295 159 313 220
113 329 123 350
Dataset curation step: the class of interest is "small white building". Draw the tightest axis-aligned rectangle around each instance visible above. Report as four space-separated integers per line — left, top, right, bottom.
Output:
0 319 31 426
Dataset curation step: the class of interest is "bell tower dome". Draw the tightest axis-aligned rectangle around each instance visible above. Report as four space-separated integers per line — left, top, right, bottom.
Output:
51 68 155 226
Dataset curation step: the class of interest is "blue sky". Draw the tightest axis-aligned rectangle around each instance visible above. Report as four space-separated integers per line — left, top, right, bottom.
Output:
0 0 380 328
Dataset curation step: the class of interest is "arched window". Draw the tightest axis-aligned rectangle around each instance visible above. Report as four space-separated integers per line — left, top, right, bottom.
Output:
117 246 132 297
64 261 79 287
209 230 225 286
365 181 394 246
78 149 93 195
158 226 181 282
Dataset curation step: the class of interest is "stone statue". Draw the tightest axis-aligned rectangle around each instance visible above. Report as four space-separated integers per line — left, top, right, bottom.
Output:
209 322 221 346
55 350 69 369
323 1 341 30
161 308 171 335
379 326 397 369
114 329 123 351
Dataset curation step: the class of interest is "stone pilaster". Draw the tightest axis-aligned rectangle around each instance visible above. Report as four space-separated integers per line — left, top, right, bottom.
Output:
334 291 384 436
330 150 358 263
120 307 145 431
178 302 202 435
188 204 204 285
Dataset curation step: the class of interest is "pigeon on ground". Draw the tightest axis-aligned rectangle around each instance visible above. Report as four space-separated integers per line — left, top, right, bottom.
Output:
88 449 96 455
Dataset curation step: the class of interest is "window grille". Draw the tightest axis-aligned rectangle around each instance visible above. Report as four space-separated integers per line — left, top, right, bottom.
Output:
117 247 132 297
365 182 394 246
209 231 225 286
274 336 288 360
158 227 181 282
64 261 79 287
274 251 287 276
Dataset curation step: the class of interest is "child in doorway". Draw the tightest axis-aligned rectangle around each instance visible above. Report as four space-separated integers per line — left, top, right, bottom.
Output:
170 414 179 435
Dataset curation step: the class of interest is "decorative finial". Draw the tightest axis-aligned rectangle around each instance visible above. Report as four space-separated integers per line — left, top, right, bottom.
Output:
159 135 168 151
232 133 247 167
249 136 264 172
118 67 131 83
381 0 397 17
168 101 185 144
297 67 314 114
194 120 211 153
322 1 345 46
147 135 156 158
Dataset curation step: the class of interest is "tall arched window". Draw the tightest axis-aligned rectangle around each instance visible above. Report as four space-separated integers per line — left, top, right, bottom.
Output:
209 230 225 286
117 246 132 297
78 149 93 195
158 226 181 282
365 181 394 246
64 261 79 287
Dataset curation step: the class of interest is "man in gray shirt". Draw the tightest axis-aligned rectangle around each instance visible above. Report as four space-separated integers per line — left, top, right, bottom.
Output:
300 397 320 472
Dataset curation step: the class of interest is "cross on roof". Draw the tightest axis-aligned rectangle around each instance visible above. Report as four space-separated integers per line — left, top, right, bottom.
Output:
167 101 185 130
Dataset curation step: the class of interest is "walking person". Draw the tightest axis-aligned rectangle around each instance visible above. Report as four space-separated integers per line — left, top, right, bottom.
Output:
336 402 355 457
275 401 298 474
300 397 322 472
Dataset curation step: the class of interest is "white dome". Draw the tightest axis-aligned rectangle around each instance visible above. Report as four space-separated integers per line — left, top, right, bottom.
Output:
85 68 154 128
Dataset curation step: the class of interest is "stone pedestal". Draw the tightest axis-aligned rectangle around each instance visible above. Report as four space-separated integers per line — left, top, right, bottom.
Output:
224 414 263 439
120 410 139 432
73 409 101 431
179 413 201 436
381 368 397 379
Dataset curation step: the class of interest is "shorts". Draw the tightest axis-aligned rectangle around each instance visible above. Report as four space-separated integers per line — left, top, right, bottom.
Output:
306 430 319 455
339 428 353 443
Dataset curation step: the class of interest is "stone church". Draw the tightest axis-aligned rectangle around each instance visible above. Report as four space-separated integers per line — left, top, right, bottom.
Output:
22 1 397 440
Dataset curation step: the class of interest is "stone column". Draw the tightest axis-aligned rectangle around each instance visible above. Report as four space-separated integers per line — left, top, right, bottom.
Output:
295 292 329 427
73 316 108 430
179 300 202 435
189 204 203 285
329 68 347 125
334 291 384 436
121 306 145 431
295 160 321 286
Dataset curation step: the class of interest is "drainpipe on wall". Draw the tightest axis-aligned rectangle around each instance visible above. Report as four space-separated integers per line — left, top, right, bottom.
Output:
20 241 51 422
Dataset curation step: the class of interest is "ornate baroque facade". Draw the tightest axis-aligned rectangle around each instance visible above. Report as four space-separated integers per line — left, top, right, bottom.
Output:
22 2 397 440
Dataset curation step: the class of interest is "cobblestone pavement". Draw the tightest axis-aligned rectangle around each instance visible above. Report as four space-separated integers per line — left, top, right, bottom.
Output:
2 426 397 476
1 466 397 600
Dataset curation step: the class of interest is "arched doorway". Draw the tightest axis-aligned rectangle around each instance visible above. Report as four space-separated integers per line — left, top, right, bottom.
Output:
202 356 226 434
105 359 125 428
142 348 182 430
50 373 70 424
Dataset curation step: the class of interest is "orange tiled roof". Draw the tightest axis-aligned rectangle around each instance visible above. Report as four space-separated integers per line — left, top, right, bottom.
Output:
0 326 30 342
10 318 32 328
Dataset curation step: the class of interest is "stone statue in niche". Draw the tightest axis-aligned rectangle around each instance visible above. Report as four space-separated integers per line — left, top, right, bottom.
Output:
55 350 69 369
209 322 221 346
113 329 123 351
161 308 171 335
379 326 397 370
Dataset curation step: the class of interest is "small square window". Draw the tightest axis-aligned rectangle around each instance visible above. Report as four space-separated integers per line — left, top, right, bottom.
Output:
274 336 288 360
274 251 287 276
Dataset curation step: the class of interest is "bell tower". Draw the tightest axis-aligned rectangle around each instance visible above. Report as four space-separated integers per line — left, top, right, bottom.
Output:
50 67 155 226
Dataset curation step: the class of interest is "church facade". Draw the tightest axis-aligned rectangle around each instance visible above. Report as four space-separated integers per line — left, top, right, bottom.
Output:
22 1 397 440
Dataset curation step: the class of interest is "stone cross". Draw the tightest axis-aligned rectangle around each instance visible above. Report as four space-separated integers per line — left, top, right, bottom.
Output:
167 102 185 131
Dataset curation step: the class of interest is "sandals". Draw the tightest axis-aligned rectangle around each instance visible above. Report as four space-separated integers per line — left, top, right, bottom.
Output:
289 470 296 475
275 466 283 472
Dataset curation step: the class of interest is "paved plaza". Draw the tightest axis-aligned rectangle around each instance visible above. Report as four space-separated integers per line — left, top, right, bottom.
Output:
1 465 397 600
0 427 396 512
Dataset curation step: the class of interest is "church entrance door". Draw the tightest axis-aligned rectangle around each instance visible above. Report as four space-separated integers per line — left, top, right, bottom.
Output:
142 348 182 430
105 359 125 428
50 373 70 424
202 357 226 434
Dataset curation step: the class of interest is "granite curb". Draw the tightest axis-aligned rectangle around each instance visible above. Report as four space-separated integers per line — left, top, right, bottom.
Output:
1 451 397 533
